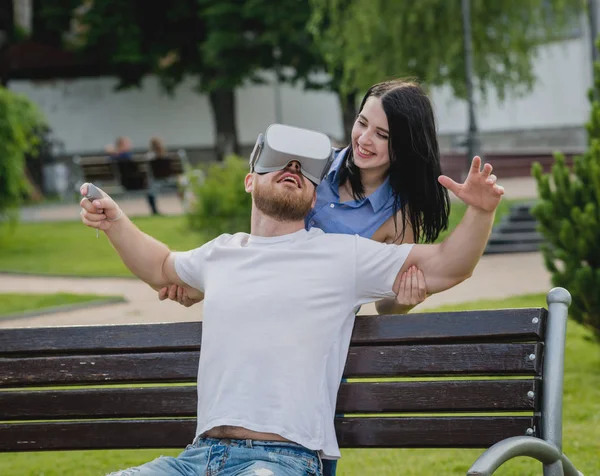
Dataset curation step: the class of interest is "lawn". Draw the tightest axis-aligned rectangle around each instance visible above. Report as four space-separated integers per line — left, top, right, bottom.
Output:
0 293 597 476
0 199 526 277
0 292 124 319
0 215 205 277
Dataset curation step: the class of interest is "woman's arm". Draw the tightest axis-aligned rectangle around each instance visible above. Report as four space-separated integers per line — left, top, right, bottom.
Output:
374 212 428 315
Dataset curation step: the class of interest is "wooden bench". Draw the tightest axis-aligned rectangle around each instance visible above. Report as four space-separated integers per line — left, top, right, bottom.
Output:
72 150 190 195
0 288 582 475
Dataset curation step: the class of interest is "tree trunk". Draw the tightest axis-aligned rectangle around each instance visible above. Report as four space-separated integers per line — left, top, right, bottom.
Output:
208 88 240 161
338 89 358 145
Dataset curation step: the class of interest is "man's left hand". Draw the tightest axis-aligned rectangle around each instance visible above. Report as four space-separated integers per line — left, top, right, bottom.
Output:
158 284 202 307
437 156 505 212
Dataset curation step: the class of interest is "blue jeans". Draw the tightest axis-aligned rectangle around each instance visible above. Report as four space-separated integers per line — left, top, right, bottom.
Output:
106 437 323 475
322 459 337 476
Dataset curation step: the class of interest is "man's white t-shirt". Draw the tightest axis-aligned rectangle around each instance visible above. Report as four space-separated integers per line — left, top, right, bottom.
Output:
174 227 413 459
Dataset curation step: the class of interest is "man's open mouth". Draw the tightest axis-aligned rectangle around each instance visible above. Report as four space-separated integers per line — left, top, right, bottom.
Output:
277 173 302 188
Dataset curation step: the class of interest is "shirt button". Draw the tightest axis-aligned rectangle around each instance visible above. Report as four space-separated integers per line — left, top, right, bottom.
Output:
330 203 335 208
310 220 315 225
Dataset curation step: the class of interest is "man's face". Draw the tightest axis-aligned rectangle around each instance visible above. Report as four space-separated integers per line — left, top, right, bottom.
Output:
246 161 316 222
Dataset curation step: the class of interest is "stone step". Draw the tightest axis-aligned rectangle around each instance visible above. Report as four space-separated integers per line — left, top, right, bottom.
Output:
495 221 538 233
484 203 544 254
505 211 536 222
487 231 544 245
484 242 542 255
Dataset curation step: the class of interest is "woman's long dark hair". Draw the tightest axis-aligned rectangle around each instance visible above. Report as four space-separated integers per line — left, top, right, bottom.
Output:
338 79 450 243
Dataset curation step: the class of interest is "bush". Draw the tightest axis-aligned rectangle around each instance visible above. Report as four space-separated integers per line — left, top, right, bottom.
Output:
0 87 47 223
531 61 600 339
186 155 252 237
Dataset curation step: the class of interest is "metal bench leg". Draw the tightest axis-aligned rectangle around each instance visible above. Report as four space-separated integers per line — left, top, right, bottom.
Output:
544 460 564 476
466 435 583 476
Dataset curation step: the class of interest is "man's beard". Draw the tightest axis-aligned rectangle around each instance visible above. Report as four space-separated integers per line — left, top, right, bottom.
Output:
253 180 313 222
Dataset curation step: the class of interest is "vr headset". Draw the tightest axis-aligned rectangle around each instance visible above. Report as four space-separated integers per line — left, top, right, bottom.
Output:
249 124 334 185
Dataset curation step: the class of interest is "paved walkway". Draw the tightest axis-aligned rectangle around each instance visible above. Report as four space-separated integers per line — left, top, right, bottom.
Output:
0 176 552 328
0 251 553 328
19 192 186 222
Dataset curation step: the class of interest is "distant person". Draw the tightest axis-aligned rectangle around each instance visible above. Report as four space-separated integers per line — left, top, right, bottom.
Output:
146 136 168 160
107 136 160 216
146 136 195 210
105 136 134 161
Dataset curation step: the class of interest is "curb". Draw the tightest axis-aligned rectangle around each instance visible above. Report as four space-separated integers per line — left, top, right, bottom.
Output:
0 271 137 280
0 296 127 322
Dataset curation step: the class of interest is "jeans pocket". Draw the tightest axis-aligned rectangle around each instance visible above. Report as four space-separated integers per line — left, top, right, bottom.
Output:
272 452 321 476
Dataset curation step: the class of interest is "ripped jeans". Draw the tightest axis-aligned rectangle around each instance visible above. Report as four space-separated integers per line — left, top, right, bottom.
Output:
106 437 323 476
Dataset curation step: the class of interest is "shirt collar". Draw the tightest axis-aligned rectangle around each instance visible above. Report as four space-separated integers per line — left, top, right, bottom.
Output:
327 146 394 212
327 147 348 183
367 177 394 212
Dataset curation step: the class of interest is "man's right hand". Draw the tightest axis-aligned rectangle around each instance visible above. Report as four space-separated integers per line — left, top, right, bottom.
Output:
159 284 203 307
79 183 123 231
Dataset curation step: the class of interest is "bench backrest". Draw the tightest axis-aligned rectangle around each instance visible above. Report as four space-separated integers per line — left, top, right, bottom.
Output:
74 152 186 192
150 155 184 179
0 290 571 453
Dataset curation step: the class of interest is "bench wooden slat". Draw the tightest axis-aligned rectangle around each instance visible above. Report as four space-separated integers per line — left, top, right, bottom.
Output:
0 310 545 356
335 416 538 448
351 309 545 344
335 379 540 413
0 417 537 452
0 343 541 387
345 342 541 377
0 379 539 420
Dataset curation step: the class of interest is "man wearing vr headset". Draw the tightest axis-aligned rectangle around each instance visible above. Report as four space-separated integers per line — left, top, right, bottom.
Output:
80 124 504 476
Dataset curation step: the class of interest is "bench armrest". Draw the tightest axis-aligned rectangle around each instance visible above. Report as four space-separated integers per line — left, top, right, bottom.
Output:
467 436 583 476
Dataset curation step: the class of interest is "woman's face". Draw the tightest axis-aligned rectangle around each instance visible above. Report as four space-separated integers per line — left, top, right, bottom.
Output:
351 96 391 175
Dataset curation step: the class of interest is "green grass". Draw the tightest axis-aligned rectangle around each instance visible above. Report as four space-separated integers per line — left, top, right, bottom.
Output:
0 199 527 277
0 215 206 277
0 292 123 319
0 293 597 476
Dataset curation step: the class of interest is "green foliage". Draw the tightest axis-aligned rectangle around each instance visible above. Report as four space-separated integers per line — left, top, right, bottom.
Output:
0 87 47 222
36 1 325 159
310 0 585 99
532 42 600 337
37 1 323 93
186 155 252 237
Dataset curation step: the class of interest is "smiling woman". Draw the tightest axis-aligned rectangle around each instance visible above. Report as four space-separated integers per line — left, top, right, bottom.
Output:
307 79 450 246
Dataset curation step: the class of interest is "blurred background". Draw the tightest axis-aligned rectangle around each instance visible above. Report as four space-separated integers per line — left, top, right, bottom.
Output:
0 0 595 192
0 1 599 475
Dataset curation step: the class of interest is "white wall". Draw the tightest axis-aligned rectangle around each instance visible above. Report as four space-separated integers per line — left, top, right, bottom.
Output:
9 72 343 155
433 37 593 135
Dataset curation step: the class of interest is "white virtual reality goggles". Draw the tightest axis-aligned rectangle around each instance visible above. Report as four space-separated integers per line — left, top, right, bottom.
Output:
249 124 334 185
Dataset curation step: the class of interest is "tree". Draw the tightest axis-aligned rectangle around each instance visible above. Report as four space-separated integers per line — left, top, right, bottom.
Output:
37 0 328 160
0 86 47 223
310 0 585 103
307 0 360 142
531 39 600 339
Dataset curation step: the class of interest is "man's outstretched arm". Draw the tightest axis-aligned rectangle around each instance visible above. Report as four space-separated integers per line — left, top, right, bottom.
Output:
400 157 504 295
79 183 192 292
